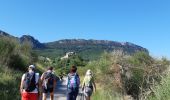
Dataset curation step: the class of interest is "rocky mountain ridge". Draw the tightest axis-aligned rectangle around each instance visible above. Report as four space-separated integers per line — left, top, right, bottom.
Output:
0 30 148 55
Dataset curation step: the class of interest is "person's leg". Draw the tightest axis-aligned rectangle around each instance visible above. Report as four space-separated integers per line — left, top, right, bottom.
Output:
42 93 47 100
85 96 90 100
67 88 73 100
76 90 79 100
42 87 48 100
73 89 79 100
50 92 54 100
67 92 74 100
72 91 76 100
49 88 54 100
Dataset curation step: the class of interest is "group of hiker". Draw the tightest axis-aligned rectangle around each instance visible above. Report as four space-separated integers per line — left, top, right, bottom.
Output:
66 66 96 100
20 65 96 100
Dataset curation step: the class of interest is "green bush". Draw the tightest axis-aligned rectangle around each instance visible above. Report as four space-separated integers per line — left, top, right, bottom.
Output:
0 67 22 100
0 36 17 64
0 36 33 70
0 36 36 99
81 51 170 100
8 54 28 70
147 74 170 100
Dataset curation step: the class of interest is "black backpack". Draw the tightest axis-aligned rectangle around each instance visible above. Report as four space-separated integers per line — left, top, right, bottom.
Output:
23 72 37 92
43 72 54 89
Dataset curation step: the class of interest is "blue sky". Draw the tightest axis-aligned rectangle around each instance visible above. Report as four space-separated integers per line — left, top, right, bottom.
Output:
0 0 170 58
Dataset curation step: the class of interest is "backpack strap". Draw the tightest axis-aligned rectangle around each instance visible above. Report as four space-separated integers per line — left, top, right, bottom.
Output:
43 72 48 79
67 73 71 88
29 72 38 86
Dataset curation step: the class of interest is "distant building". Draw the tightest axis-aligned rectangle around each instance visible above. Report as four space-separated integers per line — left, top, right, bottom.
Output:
60 52 76 60
38 56 51 63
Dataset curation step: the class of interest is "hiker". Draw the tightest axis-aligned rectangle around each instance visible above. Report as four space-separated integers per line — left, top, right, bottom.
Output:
20 65 40 100
66 65 80 100
41 66 56 100
82 69 96 100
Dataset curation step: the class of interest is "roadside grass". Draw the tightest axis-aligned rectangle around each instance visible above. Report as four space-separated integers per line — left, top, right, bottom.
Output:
0 66 22 100
147 73 170 100
92 89 122 100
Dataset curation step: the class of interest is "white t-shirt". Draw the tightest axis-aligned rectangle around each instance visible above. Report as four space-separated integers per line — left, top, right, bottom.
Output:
21 72 39 93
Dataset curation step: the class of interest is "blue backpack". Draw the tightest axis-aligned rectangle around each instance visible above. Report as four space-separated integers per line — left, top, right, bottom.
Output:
67 73 79 89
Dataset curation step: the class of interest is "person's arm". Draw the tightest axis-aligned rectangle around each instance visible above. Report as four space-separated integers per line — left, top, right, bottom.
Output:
20 80 23 94
92 77 96 93
77 74 80 86
20 74 25 94
66 75 69 89
38 75 42 98
40 73 44 86
38 75 42 90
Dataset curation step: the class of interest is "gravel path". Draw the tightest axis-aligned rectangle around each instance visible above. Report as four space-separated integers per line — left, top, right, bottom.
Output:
47 77 84 100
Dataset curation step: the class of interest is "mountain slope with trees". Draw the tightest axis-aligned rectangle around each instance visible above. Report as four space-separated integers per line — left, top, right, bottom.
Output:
43 39 148 59
0 30 149 60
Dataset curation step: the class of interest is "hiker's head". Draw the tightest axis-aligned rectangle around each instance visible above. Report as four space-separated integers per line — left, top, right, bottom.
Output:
28 65 35 71
70 65 77 73
47 66 53 71
86 69 93 76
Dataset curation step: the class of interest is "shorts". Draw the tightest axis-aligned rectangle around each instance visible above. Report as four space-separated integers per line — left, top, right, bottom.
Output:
42 86 54 93
84 86 93 97
67 87 79 100
22 92 38 100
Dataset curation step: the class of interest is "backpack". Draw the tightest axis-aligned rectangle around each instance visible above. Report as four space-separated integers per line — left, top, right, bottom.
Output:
67 73 79 89
43 72 54 89
23 72 37 92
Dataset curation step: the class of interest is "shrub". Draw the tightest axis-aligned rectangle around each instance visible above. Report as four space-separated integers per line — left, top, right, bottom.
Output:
0 36 33 70
82 51 170 100
0 66 22 100
147 74 170 100
0 36 36 99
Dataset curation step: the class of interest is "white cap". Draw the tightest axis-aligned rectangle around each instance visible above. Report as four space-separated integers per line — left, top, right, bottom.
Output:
29 65 35 69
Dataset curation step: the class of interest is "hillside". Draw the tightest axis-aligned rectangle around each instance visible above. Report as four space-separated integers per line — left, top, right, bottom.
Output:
0 30 148 60
44 39 148 56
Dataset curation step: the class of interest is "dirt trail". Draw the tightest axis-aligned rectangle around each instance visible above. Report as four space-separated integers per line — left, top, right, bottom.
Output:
47 77 84 100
